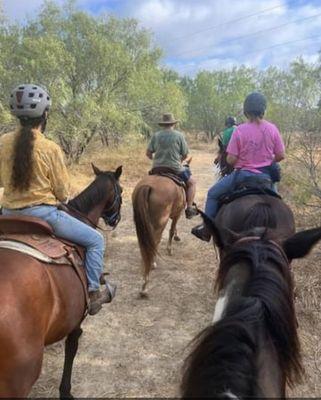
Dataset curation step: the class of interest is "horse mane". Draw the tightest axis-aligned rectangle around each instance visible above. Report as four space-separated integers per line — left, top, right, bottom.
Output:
181 298 262 397
182 241 303 397
69 173 115 214
217 241 303 387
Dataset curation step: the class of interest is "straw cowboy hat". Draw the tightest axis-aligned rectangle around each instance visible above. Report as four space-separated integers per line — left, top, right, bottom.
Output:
158 113 179 126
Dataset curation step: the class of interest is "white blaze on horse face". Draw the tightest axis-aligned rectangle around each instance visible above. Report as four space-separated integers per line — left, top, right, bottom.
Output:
222 390 239 399
212 291 229 323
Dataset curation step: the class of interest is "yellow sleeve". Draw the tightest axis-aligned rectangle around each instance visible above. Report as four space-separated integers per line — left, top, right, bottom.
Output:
48 145 70 202
0 140 3 188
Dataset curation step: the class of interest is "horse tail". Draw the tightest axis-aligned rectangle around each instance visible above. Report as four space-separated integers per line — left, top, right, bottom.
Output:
243 202 277 230
132 185 156 279
181 298 262 398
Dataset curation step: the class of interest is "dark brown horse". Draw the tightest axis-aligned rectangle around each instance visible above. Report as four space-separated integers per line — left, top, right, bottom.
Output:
132 165 188 296
0 164 122 398
182 195 321 397
214 137 234 178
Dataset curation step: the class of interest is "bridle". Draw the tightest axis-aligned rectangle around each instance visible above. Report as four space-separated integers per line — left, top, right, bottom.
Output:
233 235 289 265
100 180 122 229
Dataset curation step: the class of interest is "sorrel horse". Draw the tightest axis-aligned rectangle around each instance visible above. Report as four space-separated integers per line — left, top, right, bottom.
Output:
182 195 321 397
132 162 190 296
0 164 122 398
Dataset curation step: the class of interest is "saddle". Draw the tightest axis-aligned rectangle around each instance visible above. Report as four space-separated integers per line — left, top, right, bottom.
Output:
218 176 281 207
0 215 88 305
149 167 186 188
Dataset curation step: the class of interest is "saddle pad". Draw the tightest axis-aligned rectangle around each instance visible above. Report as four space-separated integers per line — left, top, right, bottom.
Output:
149 169 185 187
0 240 68 264
0 233 70 259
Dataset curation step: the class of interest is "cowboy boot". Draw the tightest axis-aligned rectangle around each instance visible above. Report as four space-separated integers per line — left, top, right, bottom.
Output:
185 206 199 219
88 283 117 315
191 224 211 242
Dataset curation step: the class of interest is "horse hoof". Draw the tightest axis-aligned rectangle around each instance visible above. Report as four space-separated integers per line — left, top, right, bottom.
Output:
167 248 172 256
139 290 148 298
174 235 181 242
152 262 157 270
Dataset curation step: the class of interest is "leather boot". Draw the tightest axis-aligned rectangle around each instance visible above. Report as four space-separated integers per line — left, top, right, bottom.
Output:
88 283 117 316
185 206 199 219
191 224 211 242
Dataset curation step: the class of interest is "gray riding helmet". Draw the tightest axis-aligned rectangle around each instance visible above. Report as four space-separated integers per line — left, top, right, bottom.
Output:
243 92 267 115
9 84 51 119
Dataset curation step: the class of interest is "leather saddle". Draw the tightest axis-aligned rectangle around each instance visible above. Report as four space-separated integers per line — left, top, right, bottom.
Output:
149 167 186 188
218 176 281 207
0 215 85 262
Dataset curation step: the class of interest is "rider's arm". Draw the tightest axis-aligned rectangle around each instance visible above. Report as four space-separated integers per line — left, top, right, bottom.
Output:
226 154 238 166
273 126 286 163
146 149 153 160
48 145 70 202
274 152 285 162
180 134 189 161
146 134 156 160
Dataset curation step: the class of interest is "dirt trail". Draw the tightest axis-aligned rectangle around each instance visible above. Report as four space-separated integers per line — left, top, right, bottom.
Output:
30 147 321 397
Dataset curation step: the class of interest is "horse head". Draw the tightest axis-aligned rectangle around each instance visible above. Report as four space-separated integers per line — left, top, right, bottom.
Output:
69 164 123 229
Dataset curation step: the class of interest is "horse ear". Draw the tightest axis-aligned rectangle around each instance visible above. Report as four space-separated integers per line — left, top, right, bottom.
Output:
199 210 224 248
283 227 321 260
92 163 102 176
115 165 123 180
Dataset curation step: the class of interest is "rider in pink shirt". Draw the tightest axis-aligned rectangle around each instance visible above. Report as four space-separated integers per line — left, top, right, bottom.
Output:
192 92 285 242
227 120 285 173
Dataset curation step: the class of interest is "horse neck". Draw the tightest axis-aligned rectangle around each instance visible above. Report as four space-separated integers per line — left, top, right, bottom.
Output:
219 242 302 388
68 179 110 226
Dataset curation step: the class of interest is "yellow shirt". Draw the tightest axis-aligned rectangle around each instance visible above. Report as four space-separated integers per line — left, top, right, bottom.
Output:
0 129 70 209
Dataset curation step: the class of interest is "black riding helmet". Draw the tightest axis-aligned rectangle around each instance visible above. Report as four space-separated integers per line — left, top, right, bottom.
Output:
225 116 236 127
243 92 267 117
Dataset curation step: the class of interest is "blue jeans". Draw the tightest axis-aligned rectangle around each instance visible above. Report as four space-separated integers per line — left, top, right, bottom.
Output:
205 170 272 220
2 205 104 291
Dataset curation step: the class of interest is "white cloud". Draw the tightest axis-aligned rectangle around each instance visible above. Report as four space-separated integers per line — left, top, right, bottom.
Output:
1 0 320 74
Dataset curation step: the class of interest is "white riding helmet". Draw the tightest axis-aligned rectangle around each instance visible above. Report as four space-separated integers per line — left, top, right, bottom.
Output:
9 84 51 119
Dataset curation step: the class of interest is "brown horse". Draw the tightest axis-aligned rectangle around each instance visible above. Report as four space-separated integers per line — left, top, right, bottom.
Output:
0 164 122 398
182 195 321 397
132 165 188 295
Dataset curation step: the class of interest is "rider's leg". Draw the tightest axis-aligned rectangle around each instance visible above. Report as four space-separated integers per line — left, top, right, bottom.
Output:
205 171 238 220
2 206 115 313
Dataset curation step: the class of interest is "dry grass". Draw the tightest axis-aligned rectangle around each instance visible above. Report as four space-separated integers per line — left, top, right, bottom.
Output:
23 136 321 397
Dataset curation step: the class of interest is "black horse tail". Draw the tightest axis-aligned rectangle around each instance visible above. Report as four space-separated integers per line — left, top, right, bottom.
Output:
243 202 277 230
181 297 262 398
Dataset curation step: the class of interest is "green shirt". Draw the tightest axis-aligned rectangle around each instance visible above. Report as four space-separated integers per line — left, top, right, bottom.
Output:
222 126 236 146
148 129 189 172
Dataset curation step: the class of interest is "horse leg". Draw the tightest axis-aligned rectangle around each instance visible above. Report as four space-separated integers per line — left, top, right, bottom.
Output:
167 217 179 256
0 347 43 397
174 227 181 242
140 226 163 297
59 326 83 399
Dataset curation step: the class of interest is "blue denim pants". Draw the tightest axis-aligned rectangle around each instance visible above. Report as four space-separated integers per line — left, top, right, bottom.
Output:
2 205 105 291
205 170 272 220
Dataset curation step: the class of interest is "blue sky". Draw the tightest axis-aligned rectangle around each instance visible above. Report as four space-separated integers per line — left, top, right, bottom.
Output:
2 0 321 75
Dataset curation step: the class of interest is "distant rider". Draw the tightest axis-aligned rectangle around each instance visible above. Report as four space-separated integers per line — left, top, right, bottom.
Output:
146 113 198 219
192 92 285 241
222 116 237 147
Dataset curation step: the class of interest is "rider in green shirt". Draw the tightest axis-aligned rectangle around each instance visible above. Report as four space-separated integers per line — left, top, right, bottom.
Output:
146 113 198 219
222 116 237 147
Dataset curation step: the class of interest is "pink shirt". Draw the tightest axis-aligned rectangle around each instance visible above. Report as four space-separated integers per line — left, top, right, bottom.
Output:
226 120 285 173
